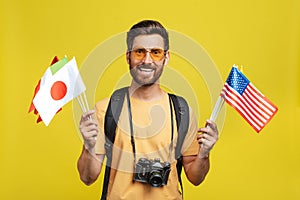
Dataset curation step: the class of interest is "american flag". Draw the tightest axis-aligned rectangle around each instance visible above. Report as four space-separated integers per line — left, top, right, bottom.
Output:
220 66 278 133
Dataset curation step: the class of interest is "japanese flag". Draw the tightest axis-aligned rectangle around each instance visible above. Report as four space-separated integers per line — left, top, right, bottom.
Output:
33 57 86 126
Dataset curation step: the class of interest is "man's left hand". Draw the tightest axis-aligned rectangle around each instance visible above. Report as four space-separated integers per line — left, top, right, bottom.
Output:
197 120 219 158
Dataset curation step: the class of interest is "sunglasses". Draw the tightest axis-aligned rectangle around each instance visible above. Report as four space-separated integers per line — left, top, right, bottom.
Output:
130 48 166 61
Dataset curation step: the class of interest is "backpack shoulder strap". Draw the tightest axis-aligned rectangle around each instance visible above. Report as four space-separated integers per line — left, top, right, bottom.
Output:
168 93 189 199
104 87 128 143
101 87 128 200
168 94 190 159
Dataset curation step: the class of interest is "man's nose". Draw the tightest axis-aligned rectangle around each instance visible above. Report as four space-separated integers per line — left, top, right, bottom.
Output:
143 51 153 64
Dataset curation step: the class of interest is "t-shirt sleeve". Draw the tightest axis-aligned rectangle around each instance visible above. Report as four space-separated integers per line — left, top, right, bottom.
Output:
94 98 109 155
181 107 199 156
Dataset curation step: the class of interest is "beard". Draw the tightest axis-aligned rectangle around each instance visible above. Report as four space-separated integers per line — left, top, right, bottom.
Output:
129 63 164 87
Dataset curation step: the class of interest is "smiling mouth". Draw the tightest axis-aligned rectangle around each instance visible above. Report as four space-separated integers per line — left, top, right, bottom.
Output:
138 67 155 72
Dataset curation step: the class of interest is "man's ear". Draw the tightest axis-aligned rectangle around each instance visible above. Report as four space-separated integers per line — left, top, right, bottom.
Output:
126 51 130 64
163 51 170 66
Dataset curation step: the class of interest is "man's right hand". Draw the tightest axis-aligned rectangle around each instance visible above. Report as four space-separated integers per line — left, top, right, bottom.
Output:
79 110 99 151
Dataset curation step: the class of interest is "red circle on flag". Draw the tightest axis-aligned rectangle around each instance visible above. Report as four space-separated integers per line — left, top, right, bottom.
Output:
51 81 67 100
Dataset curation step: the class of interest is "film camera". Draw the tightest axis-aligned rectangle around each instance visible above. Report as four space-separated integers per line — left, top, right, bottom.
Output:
133 158 171 187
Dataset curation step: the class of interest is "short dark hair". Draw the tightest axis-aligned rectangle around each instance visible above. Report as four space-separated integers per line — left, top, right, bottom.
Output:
126 20 169 51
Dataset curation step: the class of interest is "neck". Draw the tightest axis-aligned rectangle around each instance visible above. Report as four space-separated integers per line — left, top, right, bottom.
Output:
129 82 164 101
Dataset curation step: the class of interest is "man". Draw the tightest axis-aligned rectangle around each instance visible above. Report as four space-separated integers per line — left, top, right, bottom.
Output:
77 20 219 200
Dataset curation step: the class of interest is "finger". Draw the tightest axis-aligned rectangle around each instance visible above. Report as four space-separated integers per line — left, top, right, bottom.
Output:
197 137 210 146
197 127 209 134
80 115 98 127
197 133 214 143
80 110 96 122
80 123 99 133
197 132 206 139
206 119 217 131
80 118 98 127
83 109 95 117
197 133 211 139
81 119 98 128
81 129 98 142
197 133 206 142
83 130 98 138
200 125 218 138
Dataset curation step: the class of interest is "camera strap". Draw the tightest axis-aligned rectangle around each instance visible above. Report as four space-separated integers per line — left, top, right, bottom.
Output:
125 89 174 165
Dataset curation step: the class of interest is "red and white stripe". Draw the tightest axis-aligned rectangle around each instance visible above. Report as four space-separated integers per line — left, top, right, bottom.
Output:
220 82 278 132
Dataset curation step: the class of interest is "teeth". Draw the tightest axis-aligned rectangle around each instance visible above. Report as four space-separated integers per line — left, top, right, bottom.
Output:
140 68 154 72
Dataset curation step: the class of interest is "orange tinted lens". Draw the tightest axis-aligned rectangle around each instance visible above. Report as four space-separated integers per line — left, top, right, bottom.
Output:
150 48 165 61
132 48 147 60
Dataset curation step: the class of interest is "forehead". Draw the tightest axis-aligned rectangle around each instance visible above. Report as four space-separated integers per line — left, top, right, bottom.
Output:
132 34 164 49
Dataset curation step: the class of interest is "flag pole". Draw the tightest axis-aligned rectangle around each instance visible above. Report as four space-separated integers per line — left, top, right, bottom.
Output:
83 91 90 111
76 92 93 121
209 96 225 122
76 95 86 112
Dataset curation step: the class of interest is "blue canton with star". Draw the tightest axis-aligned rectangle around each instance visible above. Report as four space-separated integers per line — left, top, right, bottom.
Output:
226 67 250 95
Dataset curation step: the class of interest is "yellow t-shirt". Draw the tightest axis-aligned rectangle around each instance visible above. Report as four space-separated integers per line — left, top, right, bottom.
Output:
95 92 199 200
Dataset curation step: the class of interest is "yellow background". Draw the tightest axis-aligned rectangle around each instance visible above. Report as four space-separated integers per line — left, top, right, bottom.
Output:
1 0 299 199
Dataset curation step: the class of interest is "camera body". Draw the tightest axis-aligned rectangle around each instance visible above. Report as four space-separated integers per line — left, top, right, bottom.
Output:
133 158 171 187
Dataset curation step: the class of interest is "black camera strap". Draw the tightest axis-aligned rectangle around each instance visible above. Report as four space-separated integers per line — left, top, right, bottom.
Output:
125 89 174 165
126 90 137 165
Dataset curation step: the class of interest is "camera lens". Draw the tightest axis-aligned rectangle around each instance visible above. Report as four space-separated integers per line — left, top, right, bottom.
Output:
149 172 163 187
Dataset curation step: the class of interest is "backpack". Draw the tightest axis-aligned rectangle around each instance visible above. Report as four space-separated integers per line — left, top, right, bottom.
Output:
101 87 189 200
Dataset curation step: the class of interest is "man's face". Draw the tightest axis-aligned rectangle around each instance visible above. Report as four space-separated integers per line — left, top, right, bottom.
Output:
126 34 170 87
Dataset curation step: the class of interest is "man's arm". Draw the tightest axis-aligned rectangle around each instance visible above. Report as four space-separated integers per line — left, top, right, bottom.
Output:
77 147 104 185
77 110 104 185
182 119 218 186
182 155 210 186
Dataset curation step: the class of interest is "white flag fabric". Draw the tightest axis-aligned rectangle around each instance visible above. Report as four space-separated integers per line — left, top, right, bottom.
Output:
33 57 86 126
